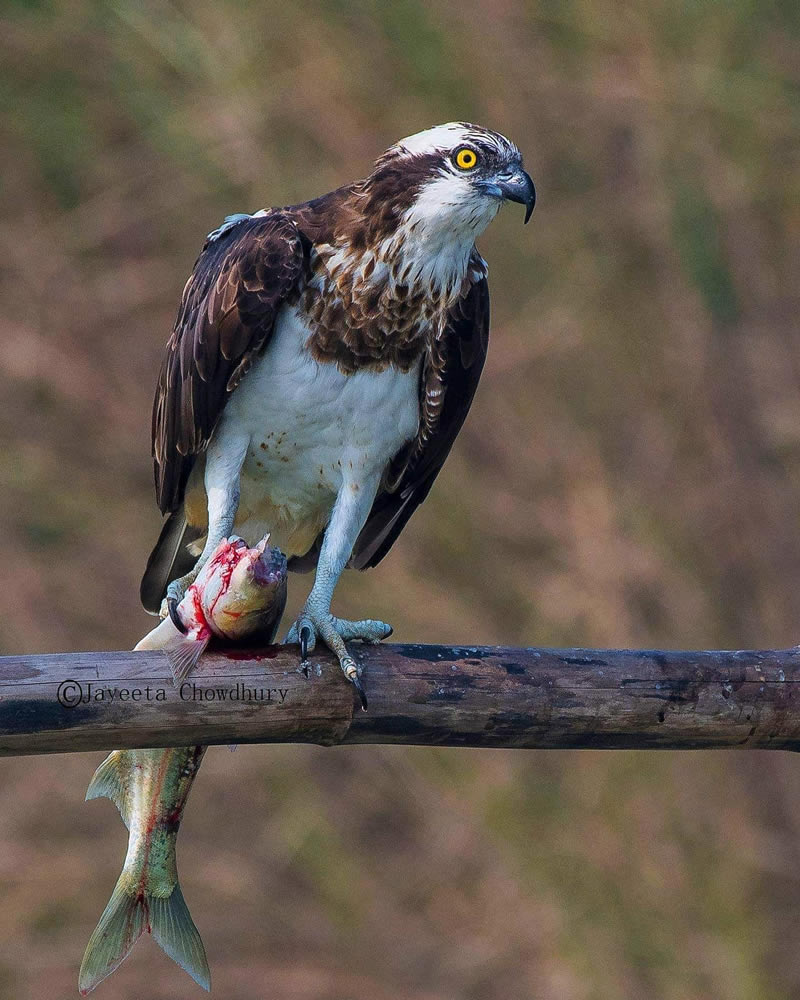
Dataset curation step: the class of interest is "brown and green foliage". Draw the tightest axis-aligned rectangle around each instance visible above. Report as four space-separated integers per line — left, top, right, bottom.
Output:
0 0 798 996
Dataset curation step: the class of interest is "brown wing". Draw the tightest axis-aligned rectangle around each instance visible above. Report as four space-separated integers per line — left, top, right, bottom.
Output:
349 271 490 569
152 212 306 514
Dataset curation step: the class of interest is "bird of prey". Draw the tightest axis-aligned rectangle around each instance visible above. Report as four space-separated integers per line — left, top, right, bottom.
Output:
140 122 535 707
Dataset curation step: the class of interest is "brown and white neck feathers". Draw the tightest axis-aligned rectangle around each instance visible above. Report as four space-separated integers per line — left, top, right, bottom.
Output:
299 163 492 374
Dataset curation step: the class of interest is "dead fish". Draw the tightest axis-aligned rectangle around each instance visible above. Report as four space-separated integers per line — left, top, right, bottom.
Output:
78 746 209 994
164 534 288 682
79 533 288 994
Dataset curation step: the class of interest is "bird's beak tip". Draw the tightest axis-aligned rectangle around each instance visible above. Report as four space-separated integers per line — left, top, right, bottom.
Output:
493 168 536 224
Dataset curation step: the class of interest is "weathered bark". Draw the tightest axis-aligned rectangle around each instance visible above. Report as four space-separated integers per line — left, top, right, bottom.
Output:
1 643 799 756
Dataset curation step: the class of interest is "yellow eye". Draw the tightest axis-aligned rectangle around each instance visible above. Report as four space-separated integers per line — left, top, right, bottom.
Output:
454 147 478 170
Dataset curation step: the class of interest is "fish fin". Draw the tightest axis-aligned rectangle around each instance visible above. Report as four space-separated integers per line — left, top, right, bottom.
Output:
78 882 210 995
78 878 148 994
150 884 211 991
85 751 132 828
165 634 210 685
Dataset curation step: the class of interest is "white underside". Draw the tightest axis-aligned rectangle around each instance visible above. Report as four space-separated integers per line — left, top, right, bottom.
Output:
205 304 421 556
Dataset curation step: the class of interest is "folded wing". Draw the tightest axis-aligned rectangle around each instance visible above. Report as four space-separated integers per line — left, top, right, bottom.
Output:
152 212 306 515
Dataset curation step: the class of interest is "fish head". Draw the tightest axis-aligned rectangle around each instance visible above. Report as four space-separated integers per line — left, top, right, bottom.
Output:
247 534 289 589
201 535 288 642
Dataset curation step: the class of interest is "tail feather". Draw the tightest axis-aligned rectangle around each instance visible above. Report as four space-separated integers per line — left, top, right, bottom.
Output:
79 879 210 995
140 512 198 614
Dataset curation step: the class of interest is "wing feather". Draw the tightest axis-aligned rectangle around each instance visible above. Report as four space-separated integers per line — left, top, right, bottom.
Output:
152 212 305 514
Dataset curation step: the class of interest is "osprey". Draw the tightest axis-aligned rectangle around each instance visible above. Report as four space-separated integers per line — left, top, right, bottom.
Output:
141 122 535 707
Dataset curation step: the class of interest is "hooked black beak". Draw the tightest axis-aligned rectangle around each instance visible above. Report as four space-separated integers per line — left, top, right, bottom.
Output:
480 167 536 223
496 167 536 223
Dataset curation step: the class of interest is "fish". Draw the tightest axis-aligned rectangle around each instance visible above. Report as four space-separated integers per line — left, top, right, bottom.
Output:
163 533 288 682
79 534 288 995
78 745 210 994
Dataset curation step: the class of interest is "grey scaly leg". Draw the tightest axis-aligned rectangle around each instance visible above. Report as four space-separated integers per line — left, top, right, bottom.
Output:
285 475 392 708
163 430 250 628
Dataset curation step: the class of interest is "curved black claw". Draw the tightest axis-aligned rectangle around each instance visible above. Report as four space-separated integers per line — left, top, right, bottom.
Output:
352 675 368 712
167 597 187 635
299 624 312 662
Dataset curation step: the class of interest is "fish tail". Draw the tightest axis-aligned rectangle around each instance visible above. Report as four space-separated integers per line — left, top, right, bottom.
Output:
78 876 148 994
78 878 210 995
150 884 210 991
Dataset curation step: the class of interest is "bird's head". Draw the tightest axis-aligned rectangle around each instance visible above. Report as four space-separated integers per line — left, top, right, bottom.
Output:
371 122 535 243
332 123 534 302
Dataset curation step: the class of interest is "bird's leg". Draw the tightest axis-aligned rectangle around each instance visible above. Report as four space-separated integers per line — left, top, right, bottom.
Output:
285 477 392 709
163 431 250 627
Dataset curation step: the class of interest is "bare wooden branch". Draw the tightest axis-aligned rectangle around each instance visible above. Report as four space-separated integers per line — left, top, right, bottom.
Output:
1 643 799 756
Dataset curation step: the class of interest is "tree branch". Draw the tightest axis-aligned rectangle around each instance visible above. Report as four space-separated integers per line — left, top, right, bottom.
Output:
1 643 799 756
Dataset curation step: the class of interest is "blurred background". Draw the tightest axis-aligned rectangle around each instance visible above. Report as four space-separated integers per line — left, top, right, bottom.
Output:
0 0 798 997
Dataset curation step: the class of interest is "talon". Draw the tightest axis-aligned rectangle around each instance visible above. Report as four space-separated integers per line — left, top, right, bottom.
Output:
299 624 312 662
369 625 393 644
352 674 368 712
341 656 368 711
167 597 187 635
